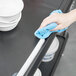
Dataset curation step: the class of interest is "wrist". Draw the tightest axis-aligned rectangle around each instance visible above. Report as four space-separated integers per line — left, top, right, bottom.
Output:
68 9 76 23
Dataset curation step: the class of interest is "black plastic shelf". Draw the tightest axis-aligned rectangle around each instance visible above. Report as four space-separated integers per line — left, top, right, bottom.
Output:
39 32 69 76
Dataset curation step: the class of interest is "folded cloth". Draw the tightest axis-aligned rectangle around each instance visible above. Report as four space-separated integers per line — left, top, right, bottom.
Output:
34 10 68 39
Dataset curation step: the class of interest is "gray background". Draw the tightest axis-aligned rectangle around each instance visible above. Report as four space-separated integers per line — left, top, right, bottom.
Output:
54 1 76 76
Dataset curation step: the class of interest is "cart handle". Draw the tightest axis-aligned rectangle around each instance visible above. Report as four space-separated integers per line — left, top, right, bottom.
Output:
17 39 45 76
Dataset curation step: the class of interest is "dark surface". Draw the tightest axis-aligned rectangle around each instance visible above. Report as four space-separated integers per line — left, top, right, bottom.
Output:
0 0 73 76
54 1 76 76
26 33 56 76
39 33 69 76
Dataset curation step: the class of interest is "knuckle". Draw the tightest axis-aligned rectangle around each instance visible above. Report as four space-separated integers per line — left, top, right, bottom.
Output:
59 26 63 29
43 18 46 22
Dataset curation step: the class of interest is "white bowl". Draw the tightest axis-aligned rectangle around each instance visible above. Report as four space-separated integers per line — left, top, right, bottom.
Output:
42 37 59 62
0 21 18 31
33 69 42 76
0 13 21 31
0 0 24 17
0 12 21 24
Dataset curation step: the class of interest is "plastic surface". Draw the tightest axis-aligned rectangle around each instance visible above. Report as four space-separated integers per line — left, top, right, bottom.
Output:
39 33 69 76
42 37 59 62
17 39 45 76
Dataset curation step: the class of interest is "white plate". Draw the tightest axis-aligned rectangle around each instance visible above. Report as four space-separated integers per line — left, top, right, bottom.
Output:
0 12 21 28
0 13 21 31
33 69 42 76
0 0 24 16
0 12 21 24
46 37 59 55
42 53 55 62
42 37 59 62
0 21 18 31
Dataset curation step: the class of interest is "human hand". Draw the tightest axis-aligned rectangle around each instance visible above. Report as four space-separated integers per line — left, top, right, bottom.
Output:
39 12 75 31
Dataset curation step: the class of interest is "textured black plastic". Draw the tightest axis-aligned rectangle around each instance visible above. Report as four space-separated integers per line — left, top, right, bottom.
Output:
39 33 69 76
0 0 73 76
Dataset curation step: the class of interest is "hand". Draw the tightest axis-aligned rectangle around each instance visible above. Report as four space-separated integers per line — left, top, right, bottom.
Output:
39 12 75 31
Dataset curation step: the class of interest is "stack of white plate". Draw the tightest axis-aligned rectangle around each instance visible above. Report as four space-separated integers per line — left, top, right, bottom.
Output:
42 36 59 62
0 0 24 31
33 69 42 76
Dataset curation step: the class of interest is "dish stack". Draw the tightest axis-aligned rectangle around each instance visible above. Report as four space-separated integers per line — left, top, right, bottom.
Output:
42 36 59 62
0 0 24 31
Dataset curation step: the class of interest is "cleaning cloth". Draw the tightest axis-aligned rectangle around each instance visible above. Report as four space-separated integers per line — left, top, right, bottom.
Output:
34 10 68 39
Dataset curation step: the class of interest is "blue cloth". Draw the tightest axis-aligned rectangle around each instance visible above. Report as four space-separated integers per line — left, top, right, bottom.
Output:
34 10 68 39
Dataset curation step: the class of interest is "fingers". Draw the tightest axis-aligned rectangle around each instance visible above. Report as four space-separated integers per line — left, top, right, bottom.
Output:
50 24 67 31
39 14 57 29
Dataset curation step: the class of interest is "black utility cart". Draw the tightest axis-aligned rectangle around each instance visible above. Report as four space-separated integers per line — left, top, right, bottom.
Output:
0 0 75 76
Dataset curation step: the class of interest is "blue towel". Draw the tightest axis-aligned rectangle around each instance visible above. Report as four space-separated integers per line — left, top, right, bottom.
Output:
34 10 68 39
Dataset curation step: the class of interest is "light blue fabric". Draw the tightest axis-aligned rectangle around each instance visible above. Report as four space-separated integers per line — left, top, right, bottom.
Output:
34 10 68 39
